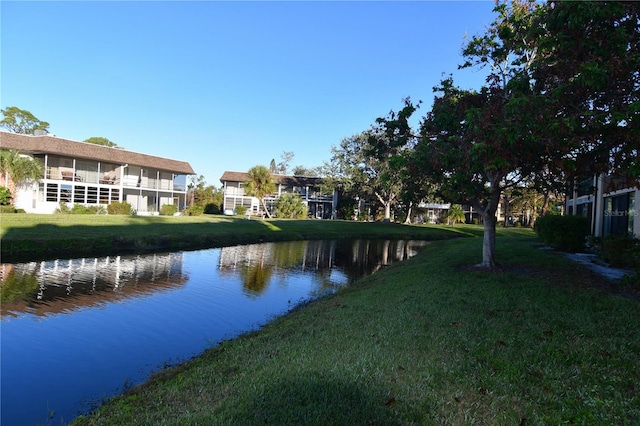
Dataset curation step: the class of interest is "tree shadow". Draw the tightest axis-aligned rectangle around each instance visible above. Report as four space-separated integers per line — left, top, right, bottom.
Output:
227 372 403 425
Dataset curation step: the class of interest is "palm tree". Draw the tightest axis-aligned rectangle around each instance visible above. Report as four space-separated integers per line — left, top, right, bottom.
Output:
244 165 276 218
0 149 45 204
447 204 466 226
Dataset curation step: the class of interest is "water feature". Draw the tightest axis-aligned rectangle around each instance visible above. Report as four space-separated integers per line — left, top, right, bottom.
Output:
0 239 427 425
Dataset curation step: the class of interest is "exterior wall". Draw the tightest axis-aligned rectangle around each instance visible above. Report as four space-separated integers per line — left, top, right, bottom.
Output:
10 153 189 214
221 174 335 219
566 174 639 238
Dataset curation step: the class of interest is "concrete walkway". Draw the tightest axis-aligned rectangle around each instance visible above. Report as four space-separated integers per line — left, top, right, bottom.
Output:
562 252 634 281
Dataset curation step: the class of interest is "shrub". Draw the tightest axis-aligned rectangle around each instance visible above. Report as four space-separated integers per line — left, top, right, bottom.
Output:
601 236 640 268
183 205 204 216
0 205 17 214
234 205 247 216
107 201 133 215
275 193 308 219
0 187 12 205
533 214 590 252
204 203 221 214
160 204 178 216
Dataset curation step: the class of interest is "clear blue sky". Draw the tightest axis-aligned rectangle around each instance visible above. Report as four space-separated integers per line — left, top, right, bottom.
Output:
2 1 495 186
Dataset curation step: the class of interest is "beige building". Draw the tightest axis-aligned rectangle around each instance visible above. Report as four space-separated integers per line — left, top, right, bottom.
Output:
220 171 336 219
1 131 195 214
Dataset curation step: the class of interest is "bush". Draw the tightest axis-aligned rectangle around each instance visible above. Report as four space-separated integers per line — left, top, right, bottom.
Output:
601 236 640 268
533 214 590 252
0 187 12 205
234 205 247 216
160 204 178 216
0 205 17 214
204 203 221 214
275 193 308 219
107 201 133 215
57 202 106 215
183 205 204 216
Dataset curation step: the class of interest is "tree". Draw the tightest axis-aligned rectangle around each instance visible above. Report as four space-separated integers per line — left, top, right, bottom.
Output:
417 0 639 268
84 137 117 147
244 165 276 218
277 151 294 175
0 107 50 134
366 99 420 222
416 1 545 268
446 205 466 226
275 193 308 219
187 175 223 213
0 149 45 203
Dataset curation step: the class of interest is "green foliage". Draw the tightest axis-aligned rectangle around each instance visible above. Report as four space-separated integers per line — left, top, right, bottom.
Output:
84 136 117 147
0 186 12 205
245 165 276 218
56 202 106 215
160 204 178 216
0 205 17 214
0 149 45 199
600 236 640 269
446 204 466 225
533 214 590 252
183 205 204 216
234 205 247 216
189 175 223 214
274 193 308 219
0 106 49 134
107 201 133 215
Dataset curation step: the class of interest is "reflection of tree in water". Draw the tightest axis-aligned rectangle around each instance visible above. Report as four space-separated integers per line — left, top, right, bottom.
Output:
0 265 39 305
226 239 428 296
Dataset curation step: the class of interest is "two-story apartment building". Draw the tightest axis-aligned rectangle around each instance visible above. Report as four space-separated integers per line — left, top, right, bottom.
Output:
566 174 639 238
1 131 195 214
220 171 336 219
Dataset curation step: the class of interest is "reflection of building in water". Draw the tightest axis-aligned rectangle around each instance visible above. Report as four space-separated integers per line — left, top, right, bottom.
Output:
1 253 187 318
219 240 429 284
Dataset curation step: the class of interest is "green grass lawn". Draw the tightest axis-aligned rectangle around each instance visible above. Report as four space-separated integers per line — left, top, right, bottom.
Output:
0 213 466 262
70 228 640 425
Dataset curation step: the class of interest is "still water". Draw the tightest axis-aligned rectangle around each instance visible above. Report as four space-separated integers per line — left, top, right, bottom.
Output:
1 239 427 425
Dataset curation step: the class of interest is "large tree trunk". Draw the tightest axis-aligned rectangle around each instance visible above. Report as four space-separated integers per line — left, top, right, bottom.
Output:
476 174 502 269
479 213 497 268
404 201 413 224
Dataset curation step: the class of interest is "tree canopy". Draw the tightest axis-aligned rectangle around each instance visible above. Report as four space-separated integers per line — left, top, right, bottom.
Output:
244 165 277 218
84 137 117 147
0 149 45 202
0 107 50 135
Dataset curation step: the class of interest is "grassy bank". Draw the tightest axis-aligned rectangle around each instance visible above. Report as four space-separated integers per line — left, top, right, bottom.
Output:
72 229 640 425
0 214 464 262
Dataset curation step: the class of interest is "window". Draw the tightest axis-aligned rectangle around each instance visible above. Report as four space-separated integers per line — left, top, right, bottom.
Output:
603 192 635 237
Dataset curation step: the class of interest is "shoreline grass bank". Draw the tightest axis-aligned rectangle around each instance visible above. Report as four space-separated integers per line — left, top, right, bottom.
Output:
0 214 467 263
71 229 640 425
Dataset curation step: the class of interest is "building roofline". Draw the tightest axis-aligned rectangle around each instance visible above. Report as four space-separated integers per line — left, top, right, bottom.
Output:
0 131 195 175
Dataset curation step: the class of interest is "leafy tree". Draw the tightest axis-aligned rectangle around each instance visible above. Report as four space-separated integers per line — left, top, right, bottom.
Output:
365 99 420 222
244 165 276 218
415 1 548 267
0 106 49 134
84 137 117 147
446 204 466 226
188 175 222 214
277 151 294 175
0 149 44 202
417 0 639 268
275 193 308 219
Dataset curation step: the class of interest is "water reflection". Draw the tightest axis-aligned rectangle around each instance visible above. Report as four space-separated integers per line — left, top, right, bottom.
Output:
1 253 187 318
0 239 427 425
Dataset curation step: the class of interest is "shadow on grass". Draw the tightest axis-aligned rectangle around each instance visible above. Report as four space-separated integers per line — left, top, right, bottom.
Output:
227 373 404 425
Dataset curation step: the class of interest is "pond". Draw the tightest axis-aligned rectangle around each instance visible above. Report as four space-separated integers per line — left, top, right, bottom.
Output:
0 239 427 425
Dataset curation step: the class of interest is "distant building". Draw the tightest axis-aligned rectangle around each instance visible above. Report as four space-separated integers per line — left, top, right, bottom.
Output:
1 131 195 214
220 171 336 219
565 173 639 237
